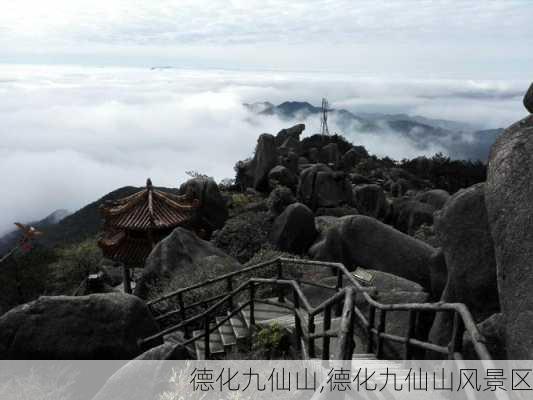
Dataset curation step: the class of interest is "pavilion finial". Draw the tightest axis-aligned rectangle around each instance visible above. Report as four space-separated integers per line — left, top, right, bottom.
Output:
146 178 153 189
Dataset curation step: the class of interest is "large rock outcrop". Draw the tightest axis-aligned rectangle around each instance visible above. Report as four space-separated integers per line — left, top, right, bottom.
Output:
268 165 298 191
485 113 533 359
0 293 160 359
524 82 533 113
341 147 367 170
320 143 340 167
415 189 450 211
352 184 388 219
311 215 436 289
275 124 305 147
135 227 242 298
252 133 278 191
429 183 499 348
462 313 507 360
390 198 435 235
298 164 352 210
179 176 228 234
270 203 317 254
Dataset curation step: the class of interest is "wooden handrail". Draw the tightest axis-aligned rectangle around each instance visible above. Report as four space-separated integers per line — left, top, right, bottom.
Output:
141 257 492 361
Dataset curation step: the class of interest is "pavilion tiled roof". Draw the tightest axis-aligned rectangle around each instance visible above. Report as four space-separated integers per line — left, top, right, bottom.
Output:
100 179 197 231
98 178 198 266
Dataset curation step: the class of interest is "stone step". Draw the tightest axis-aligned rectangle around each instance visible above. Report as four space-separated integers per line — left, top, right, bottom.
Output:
216 316 237 347
193 323 225 359
229 311 249 340
239 299 293 329
164 331 184 345
262 312 325 330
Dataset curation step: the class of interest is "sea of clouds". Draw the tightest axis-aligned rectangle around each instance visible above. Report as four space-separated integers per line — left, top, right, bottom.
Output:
0 64 528 235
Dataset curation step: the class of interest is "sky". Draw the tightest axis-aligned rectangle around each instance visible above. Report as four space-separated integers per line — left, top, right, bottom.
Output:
0 1 532 235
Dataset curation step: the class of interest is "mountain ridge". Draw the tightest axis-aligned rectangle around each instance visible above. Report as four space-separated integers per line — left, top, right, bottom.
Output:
244 101 503 161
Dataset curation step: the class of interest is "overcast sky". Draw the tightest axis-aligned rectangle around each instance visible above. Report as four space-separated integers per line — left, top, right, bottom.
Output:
1 0 532 78
0 1 532 235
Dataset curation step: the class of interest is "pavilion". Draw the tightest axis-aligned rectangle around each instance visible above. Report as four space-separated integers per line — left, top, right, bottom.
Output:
98 178 199 292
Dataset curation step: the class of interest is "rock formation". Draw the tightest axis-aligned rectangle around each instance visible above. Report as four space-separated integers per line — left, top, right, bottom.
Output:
311 215 437 289
180 176 228 234
0 293 159 359
429 183 499 348
270 203 317 254
485 113 533 359
135 227 242 298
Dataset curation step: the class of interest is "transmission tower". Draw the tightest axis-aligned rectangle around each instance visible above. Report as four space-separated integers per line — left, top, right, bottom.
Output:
320 98 330 136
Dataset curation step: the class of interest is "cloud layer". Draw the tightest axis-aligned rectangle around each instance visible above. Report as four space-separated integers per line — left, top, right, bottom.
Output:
0 64 529 235
1 1 531 78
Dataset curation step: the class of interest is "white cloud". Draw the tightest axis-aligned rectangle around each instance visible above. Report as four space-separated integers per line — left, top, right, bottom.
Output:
0 64 528 235
0 1 531 78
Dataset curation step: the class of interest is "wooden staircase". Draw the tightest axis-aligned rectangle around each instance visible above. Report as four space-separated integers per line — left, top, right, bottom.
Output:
143 257 494 362
162 298 378 361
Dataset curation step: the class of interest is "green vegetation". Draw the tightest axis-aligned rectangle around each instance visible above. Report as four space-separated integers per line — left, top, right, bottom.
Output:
0 238 103 314
46 238 103 295
254 322 291 358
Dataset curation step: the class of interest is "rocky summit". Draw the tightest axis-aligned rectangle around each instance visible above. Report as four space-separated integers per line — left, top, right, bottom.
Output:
2 84 533 366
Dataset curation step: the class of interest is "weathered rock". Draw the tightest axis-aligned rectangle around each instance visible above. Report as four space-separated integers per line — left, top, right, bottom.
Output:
349 173 371 185
353 184 388 219
429 183 499 348
267 185 296 215
415 189 450 210
312 215 436 289
299 164 332 205
298 156 309 165
315 206 359 217
524 82 533 113
0 293 160 359
299 164 352 209
485 114 533 359
234 159 254 189
135 227 242 298
391 198 435 235
136 341 193 360
179 176 228 233
308 216 343 258
270 203 317 254
92 357 174 400
268 165 298 191
281 151 299 174
320 143 340 167
341 147 368 170
73 272 118 296
308 147 319 163
390 180 407 197
252 133 278 191
278 136 300 156
428 248 447 301
314 171 352 208
275 124 305 147
463 313 507 360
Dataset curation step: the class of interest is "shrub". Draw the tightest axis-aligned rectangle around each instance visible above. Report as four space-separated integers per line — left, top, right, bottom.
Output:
254 322 291 358
212 211 273 263
46 238 103 295
0 244 56 314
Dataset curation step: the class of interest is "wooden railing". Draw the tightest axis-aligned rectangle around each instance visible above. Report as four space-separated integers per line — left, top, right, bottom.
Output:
141 257 492 361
